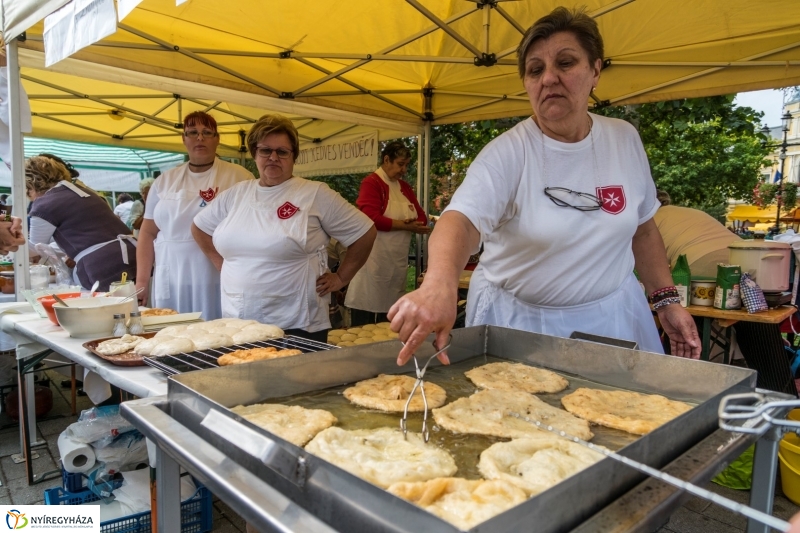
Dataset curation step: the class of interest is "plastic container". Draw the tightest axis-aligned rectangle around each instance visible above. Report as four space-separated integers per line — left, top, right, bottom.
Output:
690 278 716 307
779 409 800 505
44 479 212 533
38 292 82 325
61 467 88 493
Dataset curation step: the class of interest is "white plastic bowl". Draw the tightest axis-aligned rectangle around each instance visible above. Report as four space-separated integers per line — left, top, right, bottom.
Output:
53 297 131 338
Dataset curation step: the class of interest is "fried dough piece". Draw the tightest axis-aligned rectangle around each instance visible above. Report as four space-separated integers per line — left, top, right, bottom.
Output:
133 336 171 356
140 308 178 317
305 427 457 489
230 403 337 447
432 389 593 440
155 325 188 337
465 362 568 394
95 334 144 355
150 337 196 356
217 347 302 366
388 478 526 530
561 388 692 435
191 333 234 351
344 374 446 412
231 324 284 344
478 435 606 495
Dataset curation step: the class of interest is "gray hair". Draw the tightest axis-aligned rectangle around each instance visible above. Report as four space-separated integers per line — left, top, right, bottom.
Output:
139 177 155 195
517 6 604 79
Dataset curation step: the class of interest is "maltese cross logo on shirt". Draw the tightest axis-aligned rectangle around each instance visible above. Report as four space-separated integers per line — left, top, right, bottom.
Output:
596 185 626 215
277 202 299 219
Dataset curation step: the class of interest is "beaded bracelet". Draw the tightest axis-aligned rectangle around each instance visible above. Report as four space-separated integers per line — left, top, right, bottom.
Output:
653 296 682 310
649 287 679 304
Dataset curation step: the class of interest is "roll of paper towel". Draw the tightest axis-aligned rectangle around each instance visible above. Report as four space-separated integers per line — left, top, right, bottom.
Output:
58 431 96 473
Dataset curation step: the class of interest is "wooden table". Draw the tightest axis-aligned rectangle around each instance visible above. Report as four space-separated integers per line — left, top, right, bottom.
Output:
684 304 796 361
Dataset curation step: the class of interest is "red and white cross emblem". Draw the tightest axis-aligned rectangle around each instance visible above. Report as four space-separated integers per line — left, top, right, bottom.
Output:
596 185 626 215
277 202 299 219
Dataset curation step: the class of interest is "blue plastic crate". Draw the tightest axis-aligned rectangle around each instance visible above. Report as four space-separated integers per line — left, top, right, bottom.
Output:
44 478 212 533
61 467 88 493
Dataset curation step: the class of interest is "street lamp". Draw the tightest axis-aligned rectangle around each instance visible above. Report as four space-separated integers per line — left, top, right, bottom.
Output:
761 111 799 234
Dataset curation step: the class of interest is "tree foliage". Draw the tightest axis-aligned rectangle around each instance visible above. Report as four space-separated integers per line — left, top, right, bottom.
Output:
594 95 771 216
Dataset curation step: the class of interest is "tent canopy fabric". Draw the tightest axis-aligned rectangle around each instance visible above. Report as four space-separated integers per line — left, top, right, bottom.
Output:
6 0 800 132
16 48 417 157
727 205 779 224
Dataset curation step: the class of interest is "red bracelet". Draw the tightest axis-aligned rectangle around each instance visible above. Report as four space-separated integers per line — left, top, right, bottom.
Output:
649 286 679 304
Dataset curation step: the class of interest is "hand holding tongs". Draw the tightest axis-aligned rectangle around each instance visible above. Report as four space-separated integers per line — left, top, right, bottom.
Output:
399 335 452 443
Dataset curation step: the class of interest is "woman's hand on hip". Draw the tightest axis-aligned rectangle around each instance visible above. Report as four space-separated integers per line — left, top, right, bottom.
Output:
316 272 344 297
657 304 700 359
388 283 456 366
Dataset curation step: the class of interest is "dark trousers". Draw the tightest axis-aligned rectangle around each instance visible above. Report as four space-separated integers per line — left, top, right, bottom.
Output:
733 322 798 397
284 328 329 343
349 309 388 327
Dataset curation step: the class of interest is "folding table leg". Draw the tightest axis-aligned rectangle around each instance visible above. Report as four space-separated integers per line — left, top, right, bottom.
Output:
701 317 712 361
155 447 181 532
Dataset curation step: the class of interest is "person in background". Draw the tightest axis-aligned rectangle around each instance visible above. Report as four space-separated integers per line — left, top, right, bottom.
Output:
127 177 154 237
192 114 376 342
345 141 430 325
113 193 135 226
25 156 136 290
653 190 739 278
135 111 251 318
0 194 8 205
389 7 700 364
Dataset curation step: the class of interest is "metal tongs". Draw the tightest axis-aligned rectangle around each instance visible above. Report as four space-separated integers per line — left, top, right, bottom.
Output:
718 391 800 435
507 410 791 532
399 335 452 443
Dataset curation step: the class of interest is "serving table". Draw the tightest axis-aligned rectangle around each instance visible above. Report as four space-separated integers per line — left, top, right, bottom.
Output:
0 303 167 484
685 304 796 362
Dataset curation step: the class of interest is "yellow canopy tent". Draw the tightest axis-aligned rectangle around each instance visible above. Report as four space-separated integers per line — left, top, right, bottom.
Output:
4 0 800 128
727 205 780 224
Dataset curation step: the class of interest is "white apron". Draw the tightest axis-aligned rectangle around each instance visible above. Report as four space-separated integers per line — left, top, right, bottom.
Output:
346 174 416 313
152 161 243 319
466 266 664 353
214 180 329 332
54 181 137 289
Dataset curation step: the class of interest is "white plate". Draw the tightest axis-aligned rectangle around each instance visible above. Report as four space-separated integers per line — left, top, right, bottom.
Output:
140 311 202 326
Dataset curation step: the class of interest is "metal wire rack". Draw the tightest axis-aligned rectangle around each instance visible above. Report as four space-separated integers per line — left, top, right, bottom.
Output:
143 335 338 376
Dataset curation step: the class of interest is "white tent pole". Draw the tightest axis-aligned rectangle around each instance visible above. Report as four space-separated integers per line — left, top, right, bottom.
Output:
7 38 31 298
415 132 423 288
422 121 431 272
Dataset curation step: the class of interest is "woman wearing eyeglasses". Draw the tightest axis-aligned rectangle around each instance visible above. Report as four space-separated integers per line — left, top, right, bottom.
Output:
135 111 251 319
390 7 700 365
191 114 376 341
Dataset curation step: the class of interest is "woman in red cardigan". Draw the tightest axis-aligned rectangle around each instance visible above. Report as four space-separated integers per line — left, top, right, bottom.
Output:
345 141 430 326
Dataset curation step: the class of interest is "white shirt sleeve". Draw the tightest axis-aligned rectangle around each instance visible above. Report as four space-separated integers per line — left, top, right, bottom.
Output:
193 183 239 235
29 216 57 245
633 134 659 225
143 181 161 219
443 133 523 251
315 184 373 247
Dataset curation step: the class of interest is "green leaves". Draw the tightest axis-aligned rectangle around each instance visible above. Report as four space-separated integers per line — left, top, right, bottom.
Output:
595 95 771 220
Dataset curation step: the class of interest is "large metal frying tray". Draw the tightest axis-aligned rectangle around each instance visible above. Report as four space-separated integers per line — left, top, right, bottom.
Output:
123 325 757 533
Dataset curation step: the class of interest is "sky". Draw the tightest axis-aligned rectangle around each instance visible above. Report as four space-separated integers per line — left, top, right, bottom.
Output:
734 89 787 127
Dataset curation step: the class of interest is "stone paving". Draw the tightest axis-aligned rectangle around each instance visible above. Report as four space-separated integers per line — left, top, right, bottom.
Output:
0 369 797 532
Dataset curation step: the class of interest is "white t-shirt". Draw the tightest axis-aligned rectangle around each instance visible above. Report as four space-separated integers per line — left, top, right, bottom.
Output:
444 114 658 307
113 200 134 225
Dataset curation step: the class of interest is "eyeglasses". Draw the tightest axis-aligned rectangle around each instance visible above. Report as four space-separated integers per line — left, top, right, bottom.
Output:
544 187 602 211
184 129 217 139
255 147 293 160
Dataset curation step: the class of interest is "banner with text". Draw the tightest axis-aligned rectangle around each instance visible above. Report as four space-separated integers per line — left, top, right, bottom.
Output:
294 130 378 177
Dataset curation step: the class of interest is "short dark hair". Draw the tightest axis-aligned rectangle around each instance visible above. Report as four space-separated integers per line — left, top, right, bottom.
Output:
246 114 300 161
381 141 411 163
656 190 671 206
517 6 604 79
39 153 79 178
117 193 133 203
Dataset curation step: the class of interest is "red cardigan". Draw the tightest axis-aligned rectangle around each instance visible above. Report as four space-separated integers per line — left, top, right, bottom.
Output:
356 172 426 232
